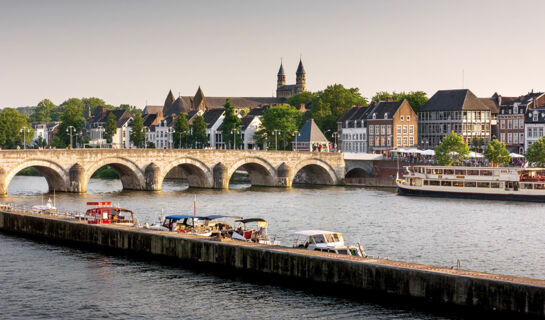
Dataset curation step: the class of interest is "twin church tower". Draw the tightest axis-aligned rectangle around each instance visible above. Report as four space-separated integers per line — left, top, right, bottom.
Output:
276 59 306 98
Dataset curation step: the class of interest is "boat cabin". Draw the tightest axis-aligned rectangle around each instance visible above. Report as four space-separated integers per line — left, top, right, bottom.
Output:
232 218 280 245
85 202 134 225
293 230 363 256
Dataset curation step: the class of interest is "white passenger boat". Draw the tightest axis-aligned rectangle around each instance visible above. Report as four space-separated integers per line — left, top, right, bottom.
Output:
293 230 364 257
397 165 545 202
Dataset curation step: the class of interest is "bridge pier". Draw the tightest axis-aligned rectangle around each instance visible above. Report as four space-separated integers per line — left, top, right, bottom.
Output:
277 163 293 188
145 163 161 191
68 163 86 193
213 163 229 189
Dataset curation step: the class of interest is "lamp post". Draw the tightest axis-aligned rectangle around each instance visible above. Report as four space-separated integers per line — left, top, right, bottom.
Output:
97 125 104 148
272 129 280 151
292 131 300 151
74 132 82 148
66 125 76 148
167 127 175 149
332 132 339 152
19 126 30 150
142 127 149 149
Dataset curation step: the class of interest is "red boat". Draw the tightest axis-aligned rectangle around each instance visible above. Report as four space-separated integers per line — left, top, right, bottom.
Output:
85 202 135 225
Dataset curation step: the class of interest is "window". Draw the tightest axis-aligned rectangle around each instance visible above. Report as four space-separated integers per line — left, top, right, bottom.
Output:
396 137 401 146
513 119 518 129
409 136 414 145
514 134 519 144
528 128 532 138
533 112 538 122
381 125 386 135
387 125 392 134
369 126 374 135
387 136 391 146
500 120 505 129
403 136 407 146
400 115 404 121
507 133 512 144
372 113 376 119
397 125 401 134
380 136 385 146
384 113 388 119
407 115 410 121
409 125 414 134
519 119 524 128
507 119 512 129
403 125 407 134
375 136 379 146
369 138 374 146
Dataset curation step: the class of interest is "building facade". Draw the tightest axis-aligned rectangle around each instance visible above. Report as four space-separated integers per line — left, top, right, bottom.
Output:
337 106 372 153
525 108 545 151
418 89 492 149
367 100 417 152
276 59 306 99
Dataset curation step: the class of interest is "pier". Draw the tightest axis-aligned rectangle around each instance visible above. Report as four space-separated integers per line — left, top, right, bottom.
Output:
1 209 544 318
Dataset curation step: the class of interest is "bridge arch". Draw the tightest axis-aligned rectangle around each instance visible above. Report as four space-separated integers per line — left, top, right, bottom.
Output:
160 157 213 188
227 157 277 187
1 159 68 194
84 157 145 191
292 158 338 186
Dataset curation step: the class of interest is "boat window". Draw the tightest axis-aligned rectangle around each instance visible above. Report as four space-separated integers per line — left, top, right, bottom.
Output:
441 181 452 186
426 168 433 174
435 169 443 174
333 233 343 242
491 182 500 188
453 181 463 187
535 184 545 190
477 182 490 188
324 233 334 243
424 180 429 185
479 170 493 176
464 182 476 187
444 169 454 175
467 170 479 176
523 183 533 190
312 234 326 244
429 180 440 186
454 169 466 175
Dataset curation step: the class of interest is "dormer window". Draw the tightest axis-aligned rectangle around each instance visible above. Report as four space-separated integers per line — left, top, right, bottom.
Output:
372 113 376 119
501 110 505 114
384 113 388 119
533 111 538 122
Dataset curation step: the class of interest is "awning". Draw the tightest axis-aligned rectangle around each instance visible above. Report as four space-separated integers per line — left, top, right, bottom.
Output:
509 153 525 158
294 230 337 236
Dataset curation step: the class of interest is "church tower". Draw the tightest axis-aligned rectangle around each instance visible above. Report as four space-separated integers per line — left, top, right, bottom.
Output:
295 59 306 93
277 62 286 89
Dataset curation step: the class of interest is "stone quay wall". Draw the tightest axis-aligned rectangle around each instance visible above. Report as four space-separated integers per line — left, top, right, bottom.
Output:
1 210 543 318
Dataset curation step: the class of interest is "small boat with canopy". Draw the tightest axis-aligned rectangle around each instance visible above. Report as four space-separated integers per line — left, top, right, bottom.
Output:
231 218 280 245
293 230 364 257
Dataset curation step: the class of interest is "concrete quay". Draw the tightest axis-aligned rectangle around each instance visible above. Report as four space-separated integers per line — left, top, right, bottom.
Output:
1 209 544 318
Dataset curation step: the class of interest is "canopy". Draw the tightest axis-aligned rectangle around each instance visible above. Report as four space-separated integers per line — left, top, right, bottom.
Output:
294 230 337 236
509 153 525 158
202 215 243 220
469 152 484 158
165 215 201 221
235 218 267 224
421 149 435 156
404 148 422 154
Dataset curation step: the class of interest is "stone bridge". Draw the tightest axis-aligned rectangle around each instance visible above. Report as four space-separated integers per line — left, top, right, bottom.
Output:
0 149 349 194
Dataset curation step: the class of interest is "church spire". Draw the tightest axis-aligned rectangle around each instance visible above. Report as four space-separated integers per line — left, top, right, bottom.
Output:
277 59 286 89
296 59 305 74
296 59 306 93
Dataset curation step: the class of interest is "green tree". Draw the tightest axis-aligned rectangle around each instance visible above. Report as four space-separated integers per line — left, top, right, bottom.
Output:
254 105 303 150
0 108 34 149
173 113 190 148
55 99 85 147
287 91 315 107
117 104 141 117
371 91 428 113
31 99 56 122
471 137 484 152
310 84 368 139
130 114 145 148
33 136 47 148
103 112 117 144
484 139 510 167
526 136 545 166
434 131 470 166
191 115 208 149
82 97 108 118
219 99 242 149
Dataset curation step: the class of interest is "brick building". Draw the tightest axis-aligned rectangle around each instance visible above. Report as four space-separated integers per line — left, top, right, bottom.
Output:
367 99 417 152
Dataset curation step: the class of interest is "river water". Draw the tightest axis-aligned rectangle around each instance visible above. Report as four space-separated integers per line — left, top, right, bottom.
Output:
1 176 544 319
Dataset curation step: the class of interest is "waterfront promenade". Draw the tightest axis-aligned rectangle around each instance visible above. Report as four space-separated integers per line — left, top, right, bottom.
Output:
1 208 544 318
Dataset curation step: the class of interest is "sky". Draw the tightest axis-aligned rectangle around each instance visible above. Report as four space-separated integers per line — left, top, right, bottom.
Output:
1 0 544 108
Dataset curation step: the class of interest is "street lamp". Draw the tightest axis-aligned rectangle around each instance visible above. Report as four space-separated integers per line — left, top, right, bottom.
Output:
272 129 280 151
142 127 149 149
292 131 301 151
332 132 339 152
66 125 76 148
167 127 175 149
74 131 82 148
19 126 30 150
97 125 104 148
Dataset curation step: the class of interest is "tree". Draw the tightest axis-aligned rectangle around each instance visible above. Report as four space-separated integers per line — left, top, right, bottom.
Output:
130 114 145 148
34 136 47 148
191 115 208 148
0 108 34 149
31 99 56 122
219 99 242 149
371 91 428 113
434 131 470 166
55 99 85 147
103 112 117 144
310 84 368 139
484 139 510 167
526 136 545 166
287 91 315 107
471 137 484 152
173 113 190 148
254 105 303 150
117 104 141 117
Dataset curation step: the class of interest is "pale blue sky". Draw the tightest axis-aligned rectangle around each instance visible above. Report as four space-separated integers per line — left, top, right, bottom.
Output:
1 0 544 108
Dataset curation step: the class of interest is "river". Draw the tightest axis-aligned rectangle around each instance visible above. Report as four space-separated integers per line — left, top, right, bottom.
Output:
1 176 544 319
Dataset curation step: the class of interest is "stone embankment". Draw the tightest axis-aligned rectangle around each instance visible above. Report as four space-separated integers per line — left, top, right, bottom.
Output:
1 209 544 318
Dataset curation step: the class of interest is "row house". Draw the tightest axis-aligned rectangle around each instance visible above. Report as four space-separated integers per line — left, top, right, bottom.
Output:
87 107 133 148
31 122 60 146
368 99 418 152
418 89 492 149
496 91 545 153
337 106 371 153
525 108 545 151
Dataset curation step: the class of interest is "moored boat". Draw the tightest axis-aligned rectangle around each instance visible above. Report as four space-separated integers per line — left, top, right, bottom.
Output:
85 202 135 225
162 215 212 236
293 230 365 257
232 218 280 245
397 165 545 201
